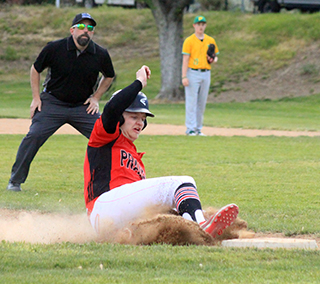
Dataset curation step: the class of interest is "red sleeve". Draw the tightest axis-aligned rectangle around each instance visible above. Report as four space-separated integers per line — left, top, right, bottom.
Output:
88 116 120 148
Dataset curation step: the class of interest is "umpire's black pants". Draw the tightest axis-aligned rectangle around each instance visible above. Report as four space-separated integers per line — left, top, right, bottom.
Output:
9 92 100 184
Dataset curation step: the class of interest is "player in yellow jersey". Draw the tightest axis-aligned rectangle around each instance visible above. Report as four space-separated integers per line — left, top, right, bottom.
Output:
182 15 219 136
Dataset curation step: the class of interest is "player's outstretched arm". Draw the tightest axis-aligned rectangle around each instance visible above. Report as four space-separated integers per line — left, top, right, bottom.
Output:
101 65 151 133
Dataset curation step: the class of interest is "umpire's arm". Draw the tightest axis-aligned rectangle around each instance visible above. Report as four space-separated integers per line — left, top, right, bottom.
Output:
85 75 114 115
30 64 42 118
93 75 114 101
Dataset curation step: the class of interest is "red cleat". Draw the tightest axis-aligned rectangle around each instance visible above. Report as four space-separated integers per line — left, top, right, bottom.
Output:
200 204 239 238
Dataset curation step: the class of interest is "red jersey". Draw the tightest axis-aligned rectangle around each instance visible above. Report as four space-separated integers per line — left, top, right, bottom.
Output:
84 80 145 214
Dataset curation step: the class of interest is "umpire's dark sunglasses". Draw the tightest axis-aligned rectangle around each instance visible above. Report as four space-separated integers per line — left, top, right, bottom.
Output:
72 23 94 32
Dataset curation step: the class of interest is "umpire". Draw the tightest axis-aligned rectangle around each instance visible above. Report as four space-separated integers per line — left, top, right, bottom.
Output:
6 13 115 192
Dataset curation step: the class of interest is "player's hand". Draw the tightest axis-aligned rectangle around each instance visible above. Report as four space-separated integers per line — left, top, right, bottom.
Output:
182 77 189 87
207 55 214 64
182 78 189 87
30 97 42 118
136 65 151 88
85 96 100 115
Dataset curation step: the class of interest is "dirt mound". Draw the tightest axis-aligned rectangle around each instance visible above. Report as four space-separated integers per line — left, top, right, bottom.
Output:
105 207 251 246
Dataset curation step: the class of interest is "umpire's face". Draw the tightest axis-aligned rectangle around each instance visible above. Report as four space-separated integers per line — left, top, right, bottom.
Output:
70 19 95 50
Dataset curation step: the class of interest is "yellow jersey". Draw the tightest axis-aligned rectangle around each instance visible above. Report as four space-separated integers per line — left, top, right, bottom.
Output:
182 34 219 70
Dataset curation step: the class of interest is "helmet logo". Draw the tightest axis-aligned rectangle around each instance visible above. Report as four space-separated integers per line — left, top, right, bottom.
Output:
140 97 147 106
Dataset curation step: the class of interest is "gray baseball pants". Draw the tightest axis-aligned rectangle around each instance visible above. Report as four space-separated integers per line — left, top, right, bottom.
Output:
185 68 211 133
9 92 100 184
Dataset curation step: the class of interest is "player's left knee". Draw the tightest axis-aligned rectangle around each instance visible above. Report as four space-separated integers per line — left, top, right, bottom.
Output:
181 176 196 187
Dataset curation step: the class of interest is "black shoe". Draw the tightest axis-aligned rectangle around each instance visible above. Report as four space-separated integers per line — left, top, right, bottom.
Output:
6 182 22 192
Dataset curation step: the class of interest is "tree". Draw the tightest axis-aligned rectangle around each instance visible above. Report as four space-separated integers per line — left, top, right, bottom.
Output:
144 0 191 101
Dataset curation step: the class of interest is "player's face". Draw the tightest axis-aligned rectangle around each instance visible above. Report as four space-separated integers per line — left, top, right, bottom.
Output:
70 20 94 49
121 112 147 142
193 22 206 34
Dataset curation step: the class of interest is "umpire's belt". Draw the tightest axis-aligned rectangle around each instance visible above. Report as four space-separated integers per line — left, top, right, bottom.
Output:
191 68 209 72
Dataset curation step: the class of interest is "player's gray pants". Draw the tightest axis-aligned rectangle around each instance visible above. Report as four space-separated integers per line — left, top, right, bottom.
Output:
9 92 100 184
184 68 211 133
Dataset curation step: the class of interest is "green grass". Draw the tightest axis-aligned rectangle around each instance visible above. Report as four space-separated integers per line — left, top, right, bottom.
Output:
1 5 320 283
1 242 320 284
1 6 320 97
3 80 320 131
1 134 320 283
1 81 32 118
150 95 320 131
2 134 320 233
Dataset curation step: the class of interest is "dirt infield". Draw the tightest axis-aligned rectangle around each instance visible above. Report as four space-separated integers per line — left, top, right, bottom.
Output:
2 118 320 137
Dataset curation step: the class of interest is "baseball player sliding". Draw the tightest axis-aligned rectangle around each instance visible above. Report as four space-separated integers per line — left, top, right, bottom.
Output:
84 65 239 238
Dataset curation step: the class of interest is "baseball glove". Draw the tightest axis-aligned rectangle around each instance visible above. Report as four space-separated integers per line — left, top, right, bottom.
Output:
207 44 216 63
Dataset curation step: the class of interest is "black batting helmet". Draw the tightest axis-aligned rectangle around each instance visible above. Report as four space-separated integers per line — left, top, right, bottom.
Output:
111 90 154 130
125 92 154 117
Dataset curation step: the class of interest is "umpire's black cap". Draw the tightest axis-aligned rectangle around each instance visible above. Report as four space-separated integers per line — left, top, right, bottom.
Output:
72 13 97 26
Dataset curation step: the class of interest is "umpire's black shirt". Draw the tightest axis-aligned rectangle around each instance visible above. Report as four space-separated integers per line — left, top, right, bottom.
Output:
33 36 115 104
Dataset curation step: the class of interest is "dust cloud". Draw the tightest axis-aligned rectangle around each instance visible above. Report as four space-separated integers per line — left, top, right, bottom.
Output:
0 207 251 246
0 209 97 244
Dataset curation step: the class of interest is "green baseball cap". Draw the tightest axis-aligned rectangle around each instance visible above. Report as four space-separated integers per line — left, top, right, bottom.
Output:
194 15 207 24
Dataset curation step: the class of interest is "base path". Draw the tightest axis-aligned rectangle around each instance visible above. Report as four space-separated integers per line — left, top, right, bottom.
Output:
1 119 320 137
222 238 318 250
